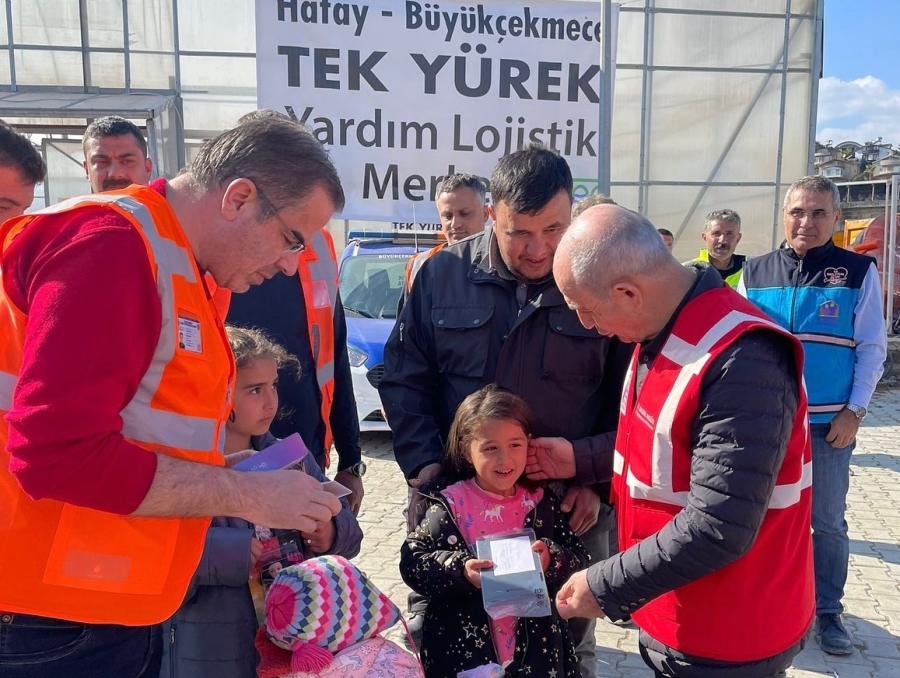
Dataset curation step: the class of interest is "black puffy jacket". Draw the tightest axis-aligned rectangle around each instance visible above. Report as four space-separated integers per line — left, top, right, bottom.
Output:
400 479 589 678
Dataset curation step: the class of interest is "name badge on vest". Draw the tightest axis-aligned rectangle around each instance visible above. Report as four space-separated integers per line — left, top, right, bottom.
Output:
178 312 203 354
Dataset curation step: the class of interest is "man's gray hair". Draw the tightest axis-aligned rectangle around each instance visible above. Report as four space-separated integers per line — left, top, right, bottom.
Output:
567 208 671 298
784 175 841 212
438 173 487 204
190 115 344 218
704 208 741 230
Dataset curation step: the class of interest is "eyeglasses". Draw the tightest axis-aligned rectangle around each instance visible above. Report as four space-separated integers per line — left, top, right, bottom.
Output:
785 208 833 222
256 186 306 254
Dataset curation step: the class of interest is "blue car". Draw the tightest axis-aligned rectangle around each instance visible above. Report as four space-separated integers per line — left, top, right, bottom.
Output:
338 236 437 431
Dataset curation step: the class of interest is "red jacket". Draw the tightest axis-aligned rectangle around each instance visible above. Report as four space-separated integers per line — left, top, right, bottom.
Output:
614 288 814 661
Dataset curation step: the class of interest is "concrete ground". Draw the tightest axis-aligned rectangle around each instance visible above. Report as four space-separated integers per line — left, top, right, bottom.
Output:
352 388 900 677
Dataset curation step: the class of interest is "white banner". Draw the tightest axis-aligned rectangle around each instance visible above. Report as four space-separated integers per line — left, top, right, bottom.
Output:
256 0 614 221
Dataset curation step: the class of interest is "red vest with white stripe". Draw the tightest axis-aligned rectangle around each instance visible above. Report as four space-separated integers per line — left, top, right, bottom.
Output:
613 287 814 661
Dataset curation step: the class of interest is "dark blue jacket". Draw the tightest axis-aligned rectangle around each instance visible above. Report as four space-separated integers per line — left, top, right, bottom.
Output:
226 272 361 470
741 241 874 424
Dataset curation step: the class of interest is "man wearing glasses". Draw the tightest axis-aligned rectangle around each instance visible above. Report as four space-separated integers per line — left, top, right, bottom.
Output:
738 175 887 657
0 116 345 676
227 110 366 513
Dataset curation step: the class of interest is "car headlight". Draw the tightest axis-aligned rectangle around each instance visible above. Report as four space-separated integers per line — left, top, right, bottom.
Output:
347 344 368 368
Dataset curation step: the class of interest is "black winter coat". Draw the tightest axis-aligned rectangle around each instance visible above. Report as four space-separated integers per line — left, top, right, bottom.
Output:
379 230 630 484
400 480 590 678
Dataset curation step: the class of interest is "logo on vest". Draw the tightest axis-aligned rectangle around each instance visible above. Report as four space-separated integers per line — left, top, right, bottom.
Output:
817 300 839 324
823 267 849 285
634 403 656 429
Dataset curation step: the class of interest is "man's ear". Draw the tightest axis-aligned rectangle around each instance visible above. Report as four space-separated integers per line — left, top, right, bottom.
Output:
615 280 642 307
220 178 258 221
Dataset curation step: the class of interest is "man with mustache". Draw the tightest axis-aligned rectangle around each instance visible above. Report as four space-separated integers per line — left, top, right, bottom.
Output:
82 116 153 192
402 172 490 303
689 209 745 287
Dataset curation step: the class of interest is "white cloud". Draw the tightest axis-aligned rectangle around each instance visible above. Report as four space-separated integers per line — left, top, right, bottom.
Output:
816 76 900 147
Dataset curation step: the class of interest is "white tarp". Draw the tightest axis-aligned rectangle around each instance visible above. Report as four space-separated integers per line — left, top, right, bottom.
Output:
256 0 615 222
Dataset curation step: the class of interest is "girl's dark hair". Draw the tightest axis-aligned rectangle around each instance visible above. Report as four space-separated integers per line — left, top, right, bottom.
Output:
225 325 300 375
441 384 534 482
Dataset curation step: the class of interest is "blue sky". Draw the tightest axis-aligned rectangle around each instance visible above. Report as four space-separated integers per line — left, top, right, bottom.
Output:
817 0 900 147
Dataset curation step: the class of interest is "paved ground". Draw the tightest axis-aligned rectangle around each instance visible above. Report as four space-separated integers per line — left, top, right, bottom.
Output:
352 388 900 677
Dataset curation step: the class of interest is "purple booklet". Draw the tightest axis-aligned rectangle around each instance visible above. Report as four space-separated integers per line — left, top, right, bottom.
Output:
232 433 310 472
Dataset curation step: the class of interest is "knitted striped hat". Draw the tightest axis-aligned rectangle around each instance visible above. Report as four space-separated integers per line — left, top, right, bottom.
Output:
265 555 401 673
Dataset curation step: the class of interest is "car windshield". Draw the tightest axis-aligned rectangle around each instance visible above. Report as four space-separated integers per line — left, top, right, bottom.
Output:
339 255 410 320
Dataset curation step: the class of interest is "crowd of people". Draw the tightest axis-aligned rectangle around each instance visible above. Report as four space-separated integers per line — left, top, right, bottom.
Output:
0 113 889 678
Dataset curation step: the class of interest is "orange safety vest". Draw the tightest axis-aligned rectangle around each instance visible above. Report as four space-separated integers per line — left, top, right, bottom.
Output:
613 288 814 661
298 230 339 467
404 243 446 292
208 230 339 467
0 186 234 625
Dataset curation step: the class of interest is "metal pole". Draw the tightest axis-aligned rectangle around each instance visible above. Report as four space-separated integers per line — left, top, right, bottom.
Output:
122 0 131 92
888 176 899 334
883 180 891 303
807 0 824 176
5 0 16 92
771 0 791 248
78 0 92 89
171 0 185 171
637 0 653 213
596 0 614 196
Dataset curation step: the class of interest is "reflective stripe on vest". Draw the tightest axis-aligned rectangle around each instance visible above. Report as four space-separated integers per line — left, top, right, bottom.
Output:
617 309 812 511
44 193 226 454
0 186 233 625
299 230 339 462
405 243 446 292
691 250 743 288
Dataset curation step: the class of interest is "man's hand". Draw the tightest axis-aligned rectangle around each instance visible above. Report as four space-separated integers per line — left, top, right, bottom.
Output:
334 470 364 515
240 470 342 532
526 437 577 481
464 558 494 589
827 408 861 449
556 570 606 620
561 484 601 536
302 519 336 554
406 462 442 531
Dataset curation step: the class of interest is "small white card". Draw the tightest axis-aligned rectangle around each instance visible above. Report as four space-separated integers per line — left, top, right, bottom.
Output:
489 535 536 576
177 315 202 353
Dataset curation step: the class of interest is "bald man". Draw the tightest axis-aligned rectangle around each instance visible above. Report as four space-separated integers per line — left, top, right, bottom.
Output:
527 205 814 678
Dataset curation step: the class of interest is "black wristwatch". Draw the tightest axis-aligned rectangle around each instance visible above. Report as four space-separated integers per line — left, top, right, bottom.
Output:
342 461 367 478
